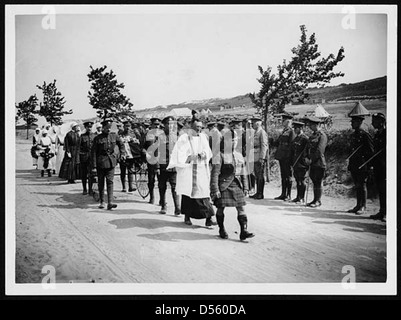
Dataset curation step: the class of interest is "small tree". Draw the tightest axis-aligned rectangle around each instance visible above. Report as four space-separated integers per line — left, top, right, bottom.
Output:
250 25 345 125
16 94 39 139
36 80 73 126
87 65 134 121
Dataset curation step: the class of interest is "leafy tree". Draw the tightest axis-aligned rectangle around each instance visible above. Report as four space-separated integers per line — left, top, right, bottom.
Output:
36 80 72 126
250 25 345 125
16 94 39 139
87 65 134 121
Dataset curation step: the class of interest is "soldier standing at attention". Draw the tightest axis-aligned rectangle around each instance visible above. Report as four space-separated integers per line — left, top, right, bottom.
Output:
305 116 327 208
79 121 95 195
289 120 309 204
369 113 386 221
249 117 268 200
143 117 162 204
274 113 295 201
91 119 126 210
347 115 374 215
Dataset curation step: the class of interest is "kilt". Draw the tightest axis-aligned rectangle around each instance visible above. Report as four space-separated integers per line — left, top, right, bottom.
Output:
181 195 215 219
214 178 246 208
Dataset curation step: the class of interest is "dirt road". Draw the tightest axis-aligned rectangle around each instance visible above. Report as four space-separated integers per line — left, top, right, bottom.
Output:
14 139 386 287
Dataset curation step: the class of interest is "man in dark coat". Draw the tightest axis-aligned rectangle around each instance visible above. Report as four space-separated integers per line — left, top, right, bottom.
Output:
274 113 295 201
305 116 328 208
369 113 386 221
79 121 95 195
347 115 374 214
91 119 126 210
155 116 180 215
59 122 81 183
290 120 309 204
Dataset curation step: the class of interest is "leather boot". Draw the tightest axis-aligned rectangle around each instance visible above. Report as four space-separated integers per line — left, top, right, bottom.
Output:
291 184 301 203
41 170 44 177
237 215 255 241
284 181 292 201
216 214 228 239
172 190 181 215
274 179 286 200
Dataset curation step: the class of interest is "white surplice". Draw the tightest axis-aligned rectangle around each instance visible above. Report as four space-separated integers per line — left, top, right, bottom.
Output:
167 132 212 199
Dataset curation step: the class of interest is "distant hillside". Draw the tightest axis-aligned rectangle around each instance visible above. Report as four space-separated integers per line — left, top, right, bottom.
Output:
306 76 386 102
135 76 386 116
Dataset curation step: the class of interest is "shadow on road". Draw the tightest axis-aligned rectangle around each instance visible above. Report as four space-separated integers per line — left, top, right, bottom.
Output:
313 220 386 236
137 231 218 242
108 217 209 230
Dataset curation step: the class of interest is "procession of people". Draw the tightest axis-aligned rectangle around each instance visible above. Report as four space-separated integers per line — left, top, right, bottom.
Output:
29 107 387 242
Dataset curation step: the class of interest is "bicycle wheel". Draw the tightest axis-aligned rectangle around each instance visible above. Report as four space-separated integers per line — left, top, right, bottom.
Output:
135 162 149 199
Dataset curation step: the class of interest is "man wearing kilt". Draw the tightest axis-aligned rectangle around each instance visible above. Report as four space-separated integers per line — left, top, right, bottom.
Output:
210 129 255 241
289 121 309 204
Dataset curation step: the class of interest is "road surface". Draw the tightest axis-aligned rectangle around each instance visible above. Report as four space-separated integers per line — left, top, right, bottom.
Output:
14 139 386 288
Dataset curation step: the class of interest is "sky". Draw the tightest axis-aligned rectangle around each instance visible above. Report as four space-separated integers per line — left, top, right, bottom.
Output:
13 6 389 122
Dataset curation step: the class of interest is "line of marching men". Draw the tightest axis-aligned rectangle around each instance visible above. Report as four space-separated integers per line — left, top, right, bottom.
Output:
31 110 386 241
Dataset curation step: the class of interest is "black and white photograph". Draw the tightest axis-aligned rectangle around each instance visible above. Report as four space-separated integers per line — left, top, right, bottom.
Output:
5 4 397 297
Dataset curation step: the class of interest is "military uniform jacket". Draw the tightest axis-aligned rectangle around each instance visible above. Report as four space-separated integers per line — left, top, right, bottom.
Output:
290 133 309 169
275 127 295 161
210 152 249 194
155 132 178 172
79 132 95 163
253 127 269 161
307 130 328 169
348 129 374 171
373 128 386 169
91 132 126 169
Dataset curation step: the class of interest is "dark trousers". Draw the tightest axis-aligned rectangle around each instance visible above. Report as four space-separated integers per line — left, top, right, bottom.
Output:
374 165 386 215
254 161 265 196
309 167 325 202
279 159 292 196
350 169 369 209
158 169 179 209
80 160 94 192
97 167 115 204
294 167 308 199
147 164 158 191
120 158 135 190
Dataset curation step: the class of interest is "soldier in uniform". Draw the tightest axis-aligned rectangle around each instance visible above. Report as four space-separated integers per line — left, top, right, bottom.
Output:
249 116 268 200
346 115 374 214
143 117 162 204
290 120 309 204
155 116 181 215
274 113 295 201
369 113 386 221
243 118 255 195
305 116 327 208
91 119 126 210
119 120 141 193
79 121 95 195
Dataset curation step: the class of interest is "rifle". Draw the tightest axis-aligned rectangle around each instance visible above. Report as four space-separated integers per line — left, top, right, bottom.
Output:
358 149 384 170
292 144 308 168
346 144 363 161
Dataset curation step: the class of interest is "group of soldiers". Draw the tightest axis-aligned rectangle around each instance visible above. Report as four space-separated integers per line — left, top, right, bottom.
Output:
40 108 386 223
